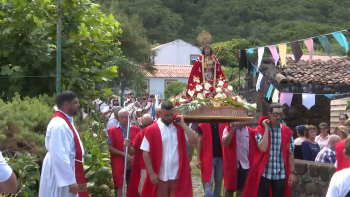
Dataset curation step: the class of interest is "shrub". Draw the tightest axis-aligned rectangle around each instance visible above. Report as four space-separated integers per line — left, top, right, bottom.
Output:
0 93 54 159
164 82 187 99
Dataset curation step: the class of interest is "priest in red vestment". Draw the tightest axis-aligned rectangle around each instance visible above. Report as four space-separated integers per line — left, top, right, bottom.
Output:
140 101 198 197
221 123 255 197
242 103 296 197
108 109 141 197
187 44 225 96
124 114 154 197
197 123 226 197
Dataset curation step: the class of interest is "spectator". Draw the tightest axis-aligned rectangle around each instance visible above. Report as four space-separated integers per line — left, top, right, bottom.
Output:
315 122 330 149
315 135 341 164
339 114 349 127
326 136 350 197
335 126 348 140
106 106 122 134
0 151 17 193
301 125 321 161
294 125 307 160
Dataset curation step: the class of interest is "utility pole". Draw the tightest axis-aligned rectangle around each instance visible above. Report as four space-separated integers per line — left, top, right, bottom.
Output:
56 0 62 94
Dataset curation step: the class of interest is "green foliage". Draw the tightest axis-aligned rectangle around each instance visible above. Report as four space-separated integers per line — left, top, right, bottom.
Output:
0 0 121 100
6 152 41 197
0 93 54 159
222 67 246 92
164 82 187 99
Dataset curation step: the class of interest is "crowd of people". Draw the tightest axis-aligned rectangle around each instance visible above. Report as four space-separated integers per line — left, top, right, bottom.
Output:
3 90 350 197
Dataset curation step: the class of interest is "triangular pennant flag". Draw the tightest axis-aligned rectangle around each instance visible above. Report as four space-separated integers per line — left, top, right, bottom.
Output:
279 92 293 107
303 38 314 63
290 42 303 62
268 45 279 66
333 31 349 52
256 72 263 91
247 48 254 54
239 50 248 70
318 35 333 58
266 84 274 100
278 43 287 67
248 60 253 74
324 94 336 99
302 93 315 109
257 47 265 68
272 89 279 103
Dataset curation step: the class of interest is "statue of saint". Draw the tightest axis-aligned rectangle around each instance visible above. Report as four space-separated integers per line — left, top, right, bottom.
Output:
187 31 226 96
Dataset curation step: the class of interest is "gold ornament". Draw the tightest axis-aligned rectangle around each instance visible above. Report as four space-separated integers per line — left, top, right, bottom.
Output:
211 97 222 107
197 30 212 46
193 76 200 83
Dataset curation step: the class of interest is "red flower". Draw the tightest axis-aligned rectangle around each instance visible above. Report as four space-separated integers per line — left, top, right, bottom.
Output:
223 82 228 88
181 95 186 99
205 93 211 98
225 92 229 98
175 102 181 106
193 92 198 97
232 97 238 102
213 93 217 98
200 89 205 93
186 100 190 103
208 80 213 84
209 87 215 92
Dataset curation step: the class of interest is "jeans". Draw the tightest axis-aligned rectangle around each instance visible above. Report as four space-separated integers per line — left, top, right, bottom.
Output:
258 176 285 197
204 158 223 197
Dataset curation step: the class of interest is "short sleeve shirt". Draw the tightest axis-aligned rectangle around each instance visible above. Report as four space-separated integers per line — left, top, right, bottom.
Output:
0 152 12 182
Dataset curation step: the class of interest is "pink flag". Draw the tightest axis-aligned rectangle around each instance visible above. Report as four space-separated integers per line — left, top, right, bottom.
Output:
269 45 280 66
303 38 314 63
279 92 294 107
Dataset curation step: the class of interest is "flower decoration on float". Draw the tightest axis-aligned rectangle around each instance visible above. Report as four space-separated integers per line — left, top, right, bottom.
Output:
170 80 257 114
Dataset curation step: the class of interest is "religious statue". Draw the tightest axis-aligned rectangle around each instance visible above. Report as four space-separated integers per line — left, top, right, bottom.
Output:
187 31 226 96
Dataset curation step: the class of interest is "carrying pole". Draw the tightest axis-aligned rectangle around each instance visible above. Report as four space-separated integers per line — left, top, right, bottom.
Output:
122 113 131 197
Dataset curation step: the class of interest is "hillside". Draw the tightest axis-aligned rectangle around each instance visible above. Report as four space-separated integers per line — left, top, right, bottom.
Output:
97 0 350 45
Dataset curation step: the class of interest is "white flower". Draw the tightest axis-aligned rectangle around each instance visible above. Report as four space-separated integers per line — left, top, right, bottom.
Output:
197 93 204 100
196 84 203 92
221 93 227 99
192 100 199 104
188 90 195 97
227 85 233 91
93 133 98 138
218 81 224 87
250 103 257 108
215 93 222 98
237 97 243 102
180 98 187 103
215 87 222 93
203 90 209 95
204 83 212 90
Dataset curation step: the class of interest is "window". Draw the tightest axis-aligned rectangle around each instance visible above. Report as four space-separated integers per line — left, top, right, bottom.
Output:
164 79 178 89
143 79 150 94
190 55 199 65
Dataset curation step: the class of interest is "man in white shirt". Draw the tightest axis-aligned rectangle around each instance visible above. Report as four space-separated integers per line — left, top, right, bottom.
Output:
140 101 198 197
0 151 17 193
106 106 122 134
39 91 88 197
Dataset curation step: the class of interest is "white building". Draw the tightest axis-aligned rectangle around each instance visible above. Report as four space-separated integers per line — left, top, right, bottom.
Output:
142 40 201 96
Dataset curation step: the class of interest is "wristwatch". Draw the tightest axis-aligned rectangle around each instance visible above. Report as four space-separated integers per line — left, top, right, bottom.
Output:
290 171 296 175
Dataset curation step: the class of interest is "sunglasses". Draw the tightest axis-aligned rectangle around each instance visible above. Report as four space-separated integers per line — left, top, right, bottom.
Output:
271 112 282 117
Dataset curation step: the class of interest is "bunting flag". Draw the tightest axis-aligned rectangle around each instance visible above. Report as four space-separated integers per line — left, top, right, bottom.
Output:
266 84 274 100
272 89 279 103
269 45 279 66
247 48 254 54
290 42 303 62
257 47 265 68
333 31 349 52
303 38 314 63
324 94 336 99
248 60 253 74
302 93 316 109
256 72 263 91
253 66 259 76
279 92 293 107
239 50 248 70
318 35 333 58
278 43 287 66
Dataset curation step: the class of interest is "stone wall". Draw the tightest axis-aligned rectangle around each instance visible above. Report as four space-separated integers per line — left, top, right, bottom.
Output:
291 159 335 197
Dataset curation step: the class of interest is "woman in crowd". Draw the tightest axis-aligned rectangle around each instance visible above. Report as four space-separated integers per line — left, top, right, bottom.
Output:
339 114 349 127
301 125 321 161
294 125 307 160
326 136 350 197
335 125 349 140
315 122 330 149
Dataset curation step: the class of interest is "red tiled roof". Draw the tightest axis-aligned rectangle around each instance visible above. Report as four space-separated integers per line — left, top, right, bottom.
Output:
143 65 192 78
285 53 338 62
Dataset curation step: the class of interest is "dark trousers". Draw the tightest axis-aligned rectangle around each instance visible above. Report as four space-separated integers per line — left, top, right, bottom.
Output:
258 177 285 197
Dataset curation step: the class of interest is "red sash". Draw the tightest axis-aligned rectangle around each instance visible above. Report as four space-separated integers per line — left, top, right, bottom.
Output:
51 111 89 197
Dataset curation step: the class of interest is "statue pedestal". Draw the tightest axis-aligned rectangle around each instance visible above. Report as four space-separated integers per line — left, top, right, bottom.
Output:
179 106 253 123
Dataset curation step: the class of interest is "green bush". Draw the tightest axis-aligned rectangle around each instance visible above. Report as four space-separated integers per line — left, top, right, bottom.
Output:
0 93 54 159
164 82 187 99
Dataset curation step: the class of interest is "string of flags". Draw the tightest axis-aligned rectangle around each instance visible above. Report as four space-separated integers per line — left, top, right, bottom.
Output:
250 61 338 110
241 28 350 69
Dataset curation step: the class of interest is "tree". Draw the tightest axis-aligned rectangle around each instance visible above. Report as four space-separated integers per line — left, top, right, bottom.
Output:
164 82 187 99
0 0 121 101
